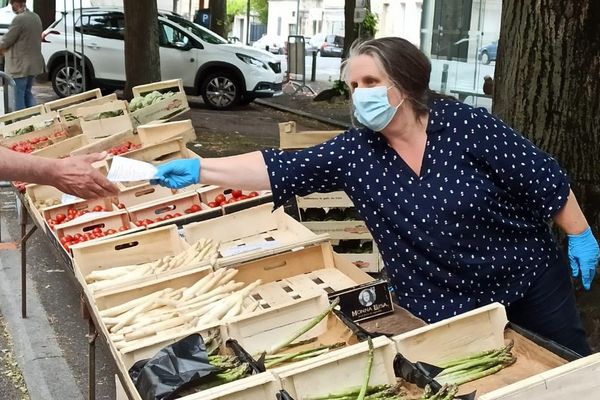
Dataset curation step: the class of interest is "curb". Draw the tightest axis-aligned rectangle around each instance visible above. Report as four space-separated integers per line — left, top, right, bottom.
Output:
255 98 350 129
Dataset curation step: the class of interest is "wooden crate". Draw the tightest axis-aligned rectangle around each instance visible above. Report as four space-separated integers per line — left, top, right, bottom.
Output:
57 92 118 136
55 209 134 246
277 336 397 399
43 197 114 225
71 224 190 293
111 136 188 165
129 79 190 127
136 119 196 146
392 303 567 397
69 129 139 157
197 186 273 215
127 191 221 229
296 191 354 208
0 104 46 127
116 183 176 208
76 100 133 140
43 88 103 112
180 371 282 400
0 112 67 146
278 120 343 150
183 203 323 266
26 184 64 210
479 353 600 399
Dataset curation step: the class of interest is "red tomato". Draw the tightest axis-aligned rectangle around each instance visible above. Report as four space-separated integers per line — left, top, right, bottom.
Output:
238 195 249 200
163 215 172 220
105 229 117 235
60 237 71 245
55 213 66 223
248 191 259 198
214 194 226 204
208 202 218 208
119 225 129 231
134 221 144 227
92 227 102 235
190 204 201 212
63 234 74 242
92 205 103 212
231 189 243 199
174 213 182 217
184 208 192 214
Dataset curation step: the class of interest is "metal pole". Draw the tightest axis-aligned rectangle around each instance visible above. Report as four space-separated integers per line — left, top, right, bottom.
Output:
88 317 97 400
295 0 300 34
311 50 316 81
245 0 250 45
80 0 86 92
72 0 77 94
63 0 69 96
20 200 26 318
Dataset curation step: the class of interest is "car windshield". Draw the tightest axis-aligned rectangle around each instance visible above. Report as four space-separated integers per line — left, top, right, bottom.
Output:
163 14 227 45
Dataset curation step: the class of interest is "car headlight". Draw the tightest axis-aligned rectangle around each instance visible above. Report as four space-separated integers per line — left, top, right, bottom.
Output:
236 53 268 70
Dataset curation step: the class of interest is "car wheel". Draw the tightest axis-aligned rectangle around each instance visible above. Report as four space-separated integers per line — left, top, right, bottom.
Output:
200 72 242 109
480 51 490 65
51 61 86 97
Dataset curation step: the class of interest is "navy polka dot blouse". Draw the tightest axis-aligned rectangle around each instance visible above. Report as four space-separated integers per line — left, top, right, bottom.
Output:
262 99 570 323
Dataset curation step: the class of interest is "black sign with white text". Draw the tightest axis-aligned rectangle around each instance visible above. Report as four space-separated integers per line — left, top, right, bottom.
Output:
328 279 393 322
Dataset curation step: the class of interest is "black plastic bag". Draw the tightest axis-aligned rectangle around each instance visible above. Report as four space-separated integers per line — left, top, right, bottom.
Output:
129 333 220 400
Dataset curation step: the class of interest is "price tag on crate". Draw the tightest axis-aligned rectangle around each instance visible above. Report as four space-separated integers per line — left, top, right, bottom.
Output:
328 279 393 322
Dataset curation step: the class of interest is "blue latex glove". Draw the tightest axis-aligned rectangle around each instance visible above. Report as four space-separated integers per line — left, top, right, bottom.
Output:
568 227 600 290
151 158 200 189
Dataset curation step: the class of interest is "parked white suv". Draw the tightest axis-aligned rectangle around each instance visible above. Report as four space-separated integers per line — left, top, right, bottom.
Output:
41 8 283 109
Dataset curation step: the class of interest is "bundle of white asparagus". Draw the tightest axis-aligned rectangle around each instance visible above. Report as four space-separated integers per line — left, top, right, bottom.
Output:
99 268 262 354
85 238 219 292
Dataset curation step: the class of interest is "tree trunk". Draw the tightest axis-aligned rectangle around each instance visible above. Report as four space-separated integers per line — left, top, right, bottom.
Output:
33 2 55 29
123 0 161 99
342 0 358 59
494 1 600 351
210 0 227 38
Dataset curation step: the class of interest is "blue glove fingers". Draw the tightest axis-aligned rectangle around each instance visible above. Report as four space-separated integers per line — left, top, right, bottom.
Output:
567 226 599 290
568 253 580 278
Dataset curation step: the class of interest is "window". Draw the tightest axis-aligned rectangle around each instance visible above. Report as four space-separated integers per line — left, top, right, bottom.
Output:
162 14 227 45
76 13 124 40
159 22 191 48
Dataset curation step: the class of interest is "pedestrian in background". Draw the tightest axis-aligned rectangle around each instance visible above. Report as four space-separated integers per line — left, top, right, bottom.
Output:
152 37 599 356
0 0 44 110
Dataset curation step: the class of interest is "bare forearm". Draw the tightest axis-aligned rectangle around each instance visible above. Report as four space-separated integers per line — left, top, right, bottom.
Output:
553 189 589 235
200 151 271 190
0 146 56 184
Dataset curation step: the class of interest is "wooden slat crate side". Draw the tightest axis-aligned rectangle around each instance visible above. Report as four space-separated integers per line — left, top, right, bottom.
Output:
301 220 372 239
224 291 330 355
43 197 113 223
181 371 282 400
54 210 133 243
31 134 88 158
296 191 355 208
277 336 397 399
136 119 196 146
76 100 133 140
0 104 46 126
116 183 177 208
132 78 185 97
58 93 119 135
43 88 102 112
393 303 508 365
26 184 64 209
478 353 600 400
0 111 59 134
278 120 344 150
71 224 186 276
69 129 138 156
336 251 383 274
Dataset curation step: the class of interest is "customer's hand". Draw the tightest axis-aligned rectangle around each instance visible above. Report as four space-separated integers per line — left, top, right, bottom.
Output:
151 158 200 189
52 152 119 199
568 227 600 290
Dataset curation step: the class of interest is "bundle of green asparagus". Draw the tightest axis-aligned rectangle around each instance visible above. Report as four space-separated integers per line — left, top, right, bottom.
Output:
434 341 516 386
419 384 458 400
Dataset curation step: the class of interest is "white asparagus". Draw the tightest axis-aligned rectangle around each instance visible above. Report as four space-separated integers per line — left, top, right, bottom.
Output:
223 296 244 320
110 299 157 333
180 272 215 300
192 269 226 296
119 312 178 335
99 288 174 318
214 268 238 287
118 324 200 354
124 314 194 341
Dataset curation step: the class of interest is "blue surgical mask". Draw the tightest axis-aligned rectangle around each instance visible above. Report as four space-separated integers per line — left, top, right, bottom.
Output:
352 86 404 132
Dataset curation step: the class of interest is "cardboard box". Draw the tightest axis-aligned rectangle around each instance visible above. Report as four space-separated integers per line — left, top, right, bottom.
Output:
129 79 190 127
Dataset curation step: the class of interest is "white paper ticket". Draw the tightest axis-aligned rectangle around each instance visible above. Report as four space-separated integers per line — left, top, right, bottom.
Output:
107 156 158 182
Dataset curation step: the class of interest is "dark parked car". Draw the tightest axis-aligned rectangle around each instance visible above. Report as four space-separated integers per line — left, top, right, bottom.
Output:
478 41 497 64
309 33 344 57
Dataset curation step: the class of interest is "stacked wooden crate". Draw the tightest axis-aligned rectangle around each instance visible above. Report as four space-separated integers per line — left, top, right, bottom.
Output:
279 121 384 273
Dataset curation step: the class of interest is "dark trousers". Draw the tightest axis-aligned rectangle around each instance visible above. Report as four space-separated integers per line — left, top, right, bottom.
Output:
506 257 591 356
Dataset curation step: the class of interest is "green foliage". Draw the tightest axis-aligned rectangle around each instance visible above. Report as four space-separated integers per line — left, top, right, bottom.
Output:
251 0 268 24
226 0 268 25
361 10 378 38
332 79 350 99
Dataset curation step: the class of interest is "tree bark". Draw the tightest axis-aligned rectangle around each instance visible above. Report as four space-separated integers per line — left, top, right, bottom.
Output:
123 0 161 99
210 0 227 38
33 2 55 29
494 0 600 351
343 0 358 59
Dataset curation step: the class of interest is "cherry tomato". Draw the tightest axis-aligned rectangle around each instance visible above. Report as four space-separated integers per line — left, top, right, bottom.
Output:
247 191 259 198
173 213 182 217
105 229 117 235
55 213 66 223
231 189 243 199
134 221 144 227
190 204 201 212
92 227 102 235
92 205 104 212
119 225 129 231
214 194 226 204
60 237 71 245
184 208 192 214
208 202 218 208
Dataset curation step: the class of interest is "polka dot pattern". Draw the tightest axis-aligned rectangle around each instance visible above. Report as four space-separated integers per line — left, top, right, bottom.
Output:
262 99 570 323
